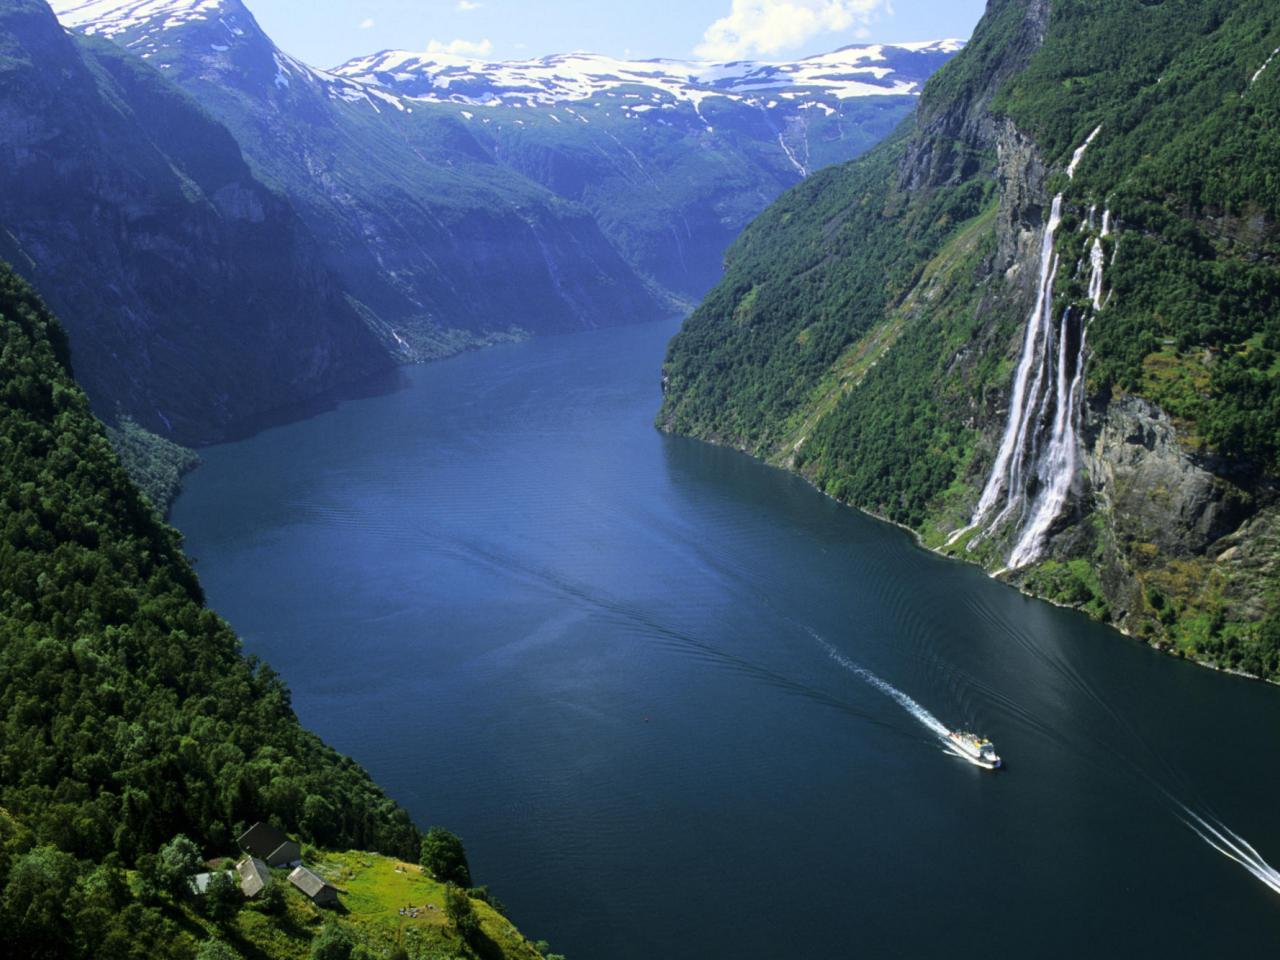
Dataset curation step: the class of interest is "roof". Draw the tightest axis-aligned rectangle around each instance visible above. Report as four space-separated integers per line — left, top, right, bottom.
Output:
236 857 270 898
238 822 291 858
288 866 336 900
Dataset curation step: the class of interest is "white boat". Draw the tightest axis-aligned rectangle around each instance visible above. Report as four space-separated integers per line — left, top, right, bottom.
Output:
946 730 1002 770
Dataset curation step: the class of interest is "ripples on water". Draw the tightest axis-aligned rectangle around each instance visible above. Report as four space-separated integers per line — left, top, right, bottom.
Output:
173 318 1280 958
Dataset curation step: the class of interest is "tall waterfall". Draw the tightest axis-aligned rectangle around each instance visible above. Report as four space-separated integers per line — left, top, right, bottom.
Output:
951 128 1110 568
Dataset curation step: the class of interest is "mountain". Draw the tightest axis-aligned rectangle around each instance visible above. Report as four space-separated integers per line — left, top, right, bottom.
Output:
334 42 963 108
49 1 962 317
48 0 674 352
335 42 962 299
660 0 1280 678
0 259 416 952
0 0 391 445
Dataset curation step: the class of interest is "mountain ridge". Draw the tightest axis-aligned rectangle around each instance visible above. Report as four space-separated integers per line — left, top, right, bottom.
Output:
659 0 1280 678
0 0 393 446
48 0 962 306
333 40 965 111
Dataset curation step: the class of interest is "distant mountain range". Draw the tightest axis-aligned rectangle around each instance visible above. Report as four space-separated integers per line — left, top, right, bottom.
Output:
14 0 959 446
334 41 964 110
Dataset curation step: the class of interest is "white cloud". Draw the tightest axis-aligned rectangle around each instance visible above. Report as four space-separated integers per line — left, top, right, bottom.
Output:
695 0 885 60
359 18 375 30
427 37 494 57
456 1 483 9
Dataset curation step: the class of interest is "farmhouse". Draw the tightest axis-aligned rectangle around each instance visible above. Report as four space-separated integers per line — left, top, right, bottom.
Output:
236 856 271 898
237 822 302 868
289 865 339 907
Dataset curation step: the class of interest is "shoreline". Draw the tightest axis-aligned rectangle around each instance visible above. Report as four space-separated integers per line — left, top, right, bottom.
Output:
666 426 1280 690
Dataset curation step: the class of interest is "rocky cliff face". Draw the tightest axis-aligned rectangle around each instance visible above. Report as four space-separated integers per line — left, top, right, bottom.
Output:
0 0 391 443
1067 393 1276 646
660 0 1280 677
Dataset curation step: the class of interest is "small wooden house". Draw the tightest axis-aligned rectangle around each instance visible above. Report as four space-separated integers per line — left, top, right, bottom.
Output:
237 822 302 868
288 865 339 907
236 856 271 898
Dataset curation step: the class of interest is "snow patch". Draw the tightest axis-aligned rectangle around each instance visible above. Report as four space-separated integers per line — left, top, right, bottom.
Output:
331 40 964 110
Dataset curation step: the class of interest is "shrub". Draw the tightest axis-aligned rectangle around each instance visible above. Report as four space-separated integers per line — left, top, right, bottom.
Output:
420 828 471 887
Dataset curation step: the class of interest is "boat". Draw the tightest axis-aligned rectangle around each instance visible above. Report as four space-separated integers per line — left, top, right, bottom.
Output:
946 730 1002 770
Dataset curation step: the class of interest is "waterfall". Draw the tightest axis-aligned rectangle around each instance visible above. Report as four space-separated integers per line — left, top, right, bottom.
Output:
946 194 1064 547
1066 125 1102 179
1087 237 1105 309
950 129 1111 568
1007 311 1087 568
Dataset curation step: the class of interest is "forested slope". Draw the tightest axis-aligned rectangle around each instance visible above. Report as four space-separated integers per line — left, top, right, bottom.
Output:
660 0 1280 678
0 262 426 954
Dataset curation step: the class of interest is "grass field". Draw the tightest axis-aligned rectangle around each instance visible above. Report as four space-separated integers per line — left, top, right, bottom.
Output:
175 850 548 960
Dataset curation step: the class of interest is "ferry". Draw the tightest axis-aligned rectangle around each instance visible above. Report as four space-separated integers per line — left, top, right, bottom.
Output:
946 731 1002 770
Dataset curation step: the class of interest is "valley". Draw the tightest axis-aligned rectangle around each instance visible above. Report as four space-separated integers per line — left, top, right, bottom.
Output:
3 1 1279 958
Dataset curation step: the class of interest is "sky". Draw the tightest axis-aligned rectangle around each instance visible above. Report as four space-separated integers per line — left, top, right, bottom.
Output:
244 0 989 68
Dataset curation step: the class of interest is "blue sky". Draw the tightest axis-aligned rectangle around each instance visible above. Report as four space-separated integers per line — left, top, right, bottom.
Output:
245 0 988 68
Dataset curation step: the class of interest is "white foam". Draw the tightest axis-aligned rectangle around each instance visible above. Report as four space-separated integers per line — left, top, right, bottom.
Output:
1181 806 1280 896
811 632 950 742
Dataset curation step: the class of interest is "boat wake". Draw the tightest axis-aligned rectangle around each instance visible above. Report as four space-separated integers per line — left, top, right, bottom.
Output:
1179 805 1280 896
808 630 951 743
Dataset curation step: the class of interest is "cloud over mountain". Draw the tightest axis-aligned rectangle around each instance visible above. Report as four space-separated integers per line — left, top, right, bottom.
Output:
696 0 885 59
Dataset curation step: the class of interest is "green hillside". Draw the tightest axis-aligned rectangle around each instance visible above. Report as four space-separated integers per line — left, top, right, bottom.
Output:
0 263 537 956
659 0 1280 677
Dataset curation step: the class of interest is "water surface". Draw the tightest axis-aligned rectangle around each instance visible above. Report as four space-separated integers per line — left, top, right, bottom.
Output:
173 318 1280 958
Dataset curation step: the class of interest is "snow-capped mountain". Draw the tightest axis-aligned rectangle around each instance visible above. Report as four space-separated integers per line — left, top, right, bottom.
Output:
44 0 963 351
52 1 960 118
52 0 224 35
335 41 964 111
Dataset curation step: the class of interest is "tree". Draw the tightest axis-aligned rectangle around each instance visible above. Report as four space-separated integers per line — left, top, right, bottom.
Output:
310 922 355 960
156 834 203 900
301 794 340 845
204 870 241 922
255 877 287 915
134 853 165 905
195 940 242 960
1 846 79 959
420 827 471 887
443 883 479 944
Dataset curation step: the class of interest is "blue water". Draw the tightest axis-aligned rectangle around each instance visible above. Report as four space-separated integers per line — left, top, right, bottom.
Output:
172 318 1280 958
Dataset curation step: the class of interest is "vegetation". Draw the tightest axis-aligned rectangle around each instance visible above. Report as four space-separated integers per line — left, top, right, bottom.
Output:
659 0 1280 675
419 829 471 889
0 262 552 955
993 0 1280 475
104 417 199 516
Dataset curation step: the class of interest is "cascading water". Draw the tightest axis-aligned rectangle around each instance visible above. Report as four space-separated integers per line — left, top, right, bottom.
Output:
951 128 1112 568
946 195 1065 547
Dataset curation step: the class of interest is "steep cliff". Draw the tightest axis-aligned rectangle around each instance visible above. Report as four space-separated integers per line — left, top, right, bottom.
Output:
0 0 391 444
660 0 1280 678
50 0 669 352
